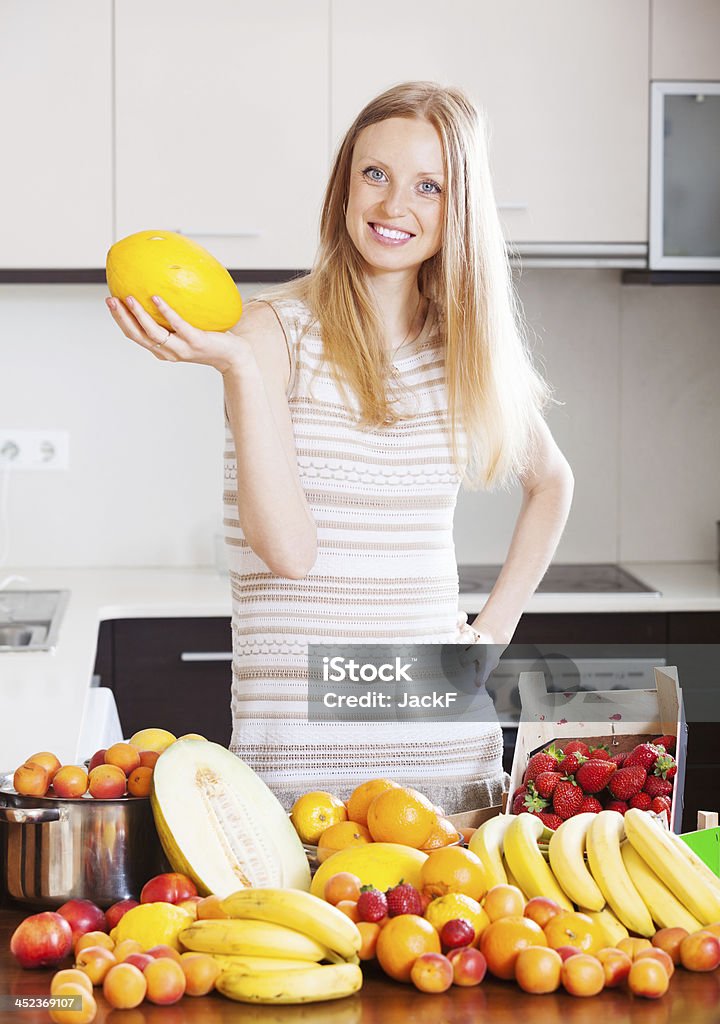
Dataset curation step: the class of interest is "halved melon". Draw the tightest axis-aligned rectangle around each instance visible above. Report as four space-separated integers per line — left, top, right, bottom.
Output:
150 739 311 897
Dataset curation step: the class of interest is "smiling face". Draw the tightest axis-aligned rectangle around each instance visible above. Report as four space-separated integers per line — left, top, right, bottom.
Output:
345 117 445 278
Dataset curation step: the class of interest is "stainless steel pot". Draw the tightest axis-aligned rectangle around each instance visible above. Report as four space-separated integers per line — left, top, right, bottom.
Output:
0 772 170 908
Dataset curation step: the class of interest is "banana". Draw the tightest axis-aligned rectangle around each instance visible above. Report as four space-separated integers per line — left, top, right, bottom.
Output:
211 954 324 974
585 811 655 937
578 906 629 947
178 919 328 961
621 841 704 932
502 854 529 898
623 808 720 926
503 814 573 910
548 813 606 912
221 887 361 961
216 961 363 1004
468 814 512 889
664 827 720 898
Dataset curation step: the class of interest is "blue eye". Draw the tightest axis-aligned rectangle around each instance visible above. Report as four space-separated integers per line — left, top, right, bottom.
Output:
363 167 387 182
419 180 442 195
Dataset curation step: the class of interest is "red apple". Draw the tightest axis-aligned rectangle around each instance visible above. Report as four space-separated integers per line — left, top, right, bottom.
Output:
56 898 107 948
10 912 73 968
447 946 488 986
88 748 106 772
140 872 197 905
105 898 140 930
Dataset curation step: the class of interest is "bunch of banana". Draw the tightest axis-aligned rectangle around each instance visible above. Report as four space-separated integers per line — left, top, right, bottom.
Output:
179 887 362 1005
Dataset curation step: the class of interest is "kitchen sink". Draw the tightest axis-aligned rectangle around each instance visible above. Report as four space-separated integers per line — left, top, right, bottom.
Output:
0 590 69 651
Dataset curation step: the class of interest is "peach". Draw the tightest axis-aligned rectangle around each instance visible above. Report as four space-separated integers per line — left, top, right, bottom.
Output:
27 751 61 782
447 946 488 986
88 749 106 772
140 872 197 905
56 899 107 949
52 766 89 799
180 952 221 996
196 894 229 920
617 936 652 960
138 750 160 768
523 897 563 930
112 939 143 961
75 931 114 954
50 969 94 996
144 956 187 1004
515 945 562 994
335 900 360 923
146 944 183 963
636 946 675 978
103 961 147 1009
48 982 97 1024
652 926 689 965
127 765 153 797
14 761 50 797
560 954 605 997
124 952 154 972
74 944 117 985
105 742 141 776
357 921 381 961
88 763 126 799
410 952 454 993
596 947 632 988
105 898 139 930
628 957 670 998
679 930 720 972
324 872 363 905
10 911 73 968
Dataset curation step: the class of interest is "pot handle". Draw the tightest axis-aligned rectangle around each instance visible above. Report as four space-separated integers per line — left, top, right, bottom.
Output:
0 806 66 824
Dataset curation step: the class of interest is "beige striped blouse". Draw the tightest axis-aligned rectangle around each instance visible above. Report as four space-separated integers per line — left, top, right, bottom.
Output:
223 297 506 813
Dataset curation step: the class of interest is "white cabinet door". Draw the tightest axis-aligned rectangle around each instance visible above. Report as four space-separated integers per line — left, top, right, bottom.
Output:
652 0 720 79
115 1 329 270
0 1 113 267
331 0 649 246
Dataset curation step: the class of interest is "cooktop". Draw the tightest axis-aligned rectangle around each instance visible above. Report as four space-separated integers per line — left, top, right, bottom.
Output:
458 563 660 595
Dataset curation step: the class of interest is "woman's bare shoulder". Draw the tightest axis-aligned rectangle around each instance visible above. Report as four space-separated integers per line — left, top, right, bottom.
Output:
227 299 291 390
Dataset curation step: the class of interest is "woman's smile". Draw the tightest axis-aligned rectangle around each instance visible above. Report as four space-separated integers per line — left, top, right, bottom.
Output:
368 222 416 246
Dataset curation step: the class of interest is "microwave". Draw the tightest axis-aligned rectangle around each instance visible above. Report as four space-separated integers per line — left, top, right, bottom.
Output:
649 81 720 271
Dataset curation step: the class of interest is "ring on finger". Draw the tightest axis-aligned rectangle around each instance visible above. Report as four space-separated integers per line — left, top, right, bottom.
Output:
154 330 173 347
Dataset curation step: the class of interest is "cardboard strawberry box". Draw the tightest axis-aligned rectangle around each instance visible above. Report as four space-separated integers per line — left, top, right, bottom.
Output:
507 666 687 832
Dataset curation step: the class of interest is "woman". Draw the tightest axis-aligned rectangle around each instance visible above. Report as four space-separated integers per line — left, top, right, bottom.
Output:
105 82 573 813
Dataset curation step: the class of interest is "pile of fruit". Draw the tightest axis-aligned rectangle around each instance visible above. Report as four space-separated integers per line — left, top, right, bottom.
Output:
289 779 467 860
11 728 201 800
510 735 678 826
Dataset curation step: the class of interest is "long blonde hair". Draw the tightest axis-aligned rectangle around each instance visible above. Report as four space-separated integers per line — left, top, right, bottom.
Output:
255 81 550 490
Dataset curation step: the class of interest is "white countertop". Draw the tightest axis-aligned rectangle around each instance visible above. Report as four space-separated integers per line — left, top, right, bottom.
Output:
1 562 719 773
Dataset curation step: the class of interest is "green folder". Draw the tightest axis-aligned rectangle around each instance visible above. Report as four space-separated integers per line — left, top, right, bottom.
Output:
680 827 720 878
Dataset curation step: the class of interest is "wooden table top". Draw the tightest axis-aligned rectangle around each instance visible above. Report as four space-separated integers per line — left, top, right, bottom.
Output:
2 906 720 1024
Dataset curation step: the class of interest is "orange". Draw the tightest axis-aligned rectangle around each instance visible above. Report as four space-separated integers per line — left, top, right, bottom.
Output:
419 846 488 901
346 779 401 826
420 817 463 851
480 916 547 980
376 914 441 983
289 791 347 845
515 945 562 994
543 911 604 956
483 884 525 922
366 787 438 848
316 821 372 863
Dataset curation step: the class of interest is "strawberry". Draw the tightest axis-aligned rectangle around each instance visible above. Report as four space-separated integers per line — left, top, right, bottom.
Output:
535 772 561 799
560 751 586 774
653 734 676 754
563 741 590 758
575 759 617 794
651 796 672 816
511 785 528 813
624 743 661 772
629 792 653 811
524 744 564 784
386 882 423 917
608 766 647 800
578 796 603 813
553 778 585 820
605 800 629 815
535 811 564 830
513 783 548 815
653 753 677 780
588 746 611 761
643 775 673 798
610 752 627 768
357 886 388 923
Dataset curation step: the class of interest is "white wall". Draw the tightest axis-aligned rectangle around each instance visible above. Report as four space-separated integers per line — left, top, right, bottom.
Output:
1 272 719 568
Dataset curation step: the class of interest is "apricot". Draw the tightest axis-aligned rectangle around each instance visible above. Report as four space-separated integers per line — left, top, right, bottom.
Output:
14 761 50 797
27 751 61 782
102 961 147 1009
195 894 229 920
50 969 94 997
560 953 605 997
523 896 563 930
596 946 632 988
75 931 114 954
74 944 117 985
88 749 106 772
146 944 183 963
144 957 186 1004
636 946 675 978
335 900 360 923
357 921 381 961
105 742 141 776
180 953 221 996
52 766 89 799
628 957 670 998
410 952 454 993
138 750 160 768
324 872 363 905
88 764 126 799
617 936 652 960
177 896 203 919
482 884 525 922
652 926 689 965
127 766 153 797
679 930 720 972
515 945 562 994
447 946 488 986
112 939 143 962
48 982 97 1024
124 952 154 972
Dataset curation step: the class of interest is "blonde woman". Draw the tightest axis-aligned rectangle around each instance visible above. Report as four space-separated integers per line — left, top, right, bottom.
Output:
106 82 573 813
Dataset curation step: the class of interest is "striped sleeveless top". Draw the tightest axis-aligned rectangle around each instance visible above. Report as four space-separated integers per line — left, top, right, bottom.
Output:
223 297 506 813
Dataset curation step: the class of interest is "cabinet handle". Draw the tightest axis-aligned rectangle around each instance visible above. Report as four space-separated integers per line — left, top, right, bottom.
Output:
174 229 262 239
497 202 529 211
180 651 233 662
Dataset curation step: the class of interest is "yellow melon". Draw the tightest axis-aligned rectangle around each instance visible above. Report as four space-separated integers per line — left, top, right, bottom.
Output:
310 843 427 899
106 229 243 332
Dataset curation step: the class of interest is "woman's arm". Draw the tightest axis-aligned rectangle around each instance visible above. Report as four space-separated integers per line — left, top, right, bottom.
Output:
469 416 574 645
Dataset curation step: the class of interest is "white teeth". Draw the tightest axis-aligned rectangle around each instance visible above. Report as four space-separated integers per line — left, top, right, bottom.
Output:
373 224 412 240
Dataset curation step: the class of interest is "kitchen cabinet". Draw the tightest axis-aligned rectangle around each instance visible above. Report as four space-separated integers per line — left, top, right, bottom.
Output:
331 0 649 247
114 0 329 271
651 0 720 79
0 1 113 268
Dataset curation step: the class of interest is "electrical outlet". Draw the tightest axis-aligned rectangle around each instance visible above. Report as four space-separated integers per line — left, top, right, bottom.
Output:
0 430 69 470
